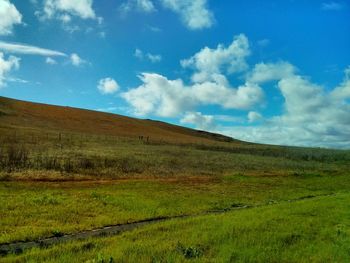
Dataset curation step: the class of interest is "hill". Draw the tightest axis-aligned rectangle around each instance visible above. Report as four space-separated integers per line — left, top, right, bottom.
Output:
0 96 237 145
0 96 349 181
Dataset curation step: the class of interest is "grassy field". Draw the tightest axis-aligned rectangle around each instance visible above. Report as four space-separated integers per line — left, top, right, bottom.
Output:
1 172 350 244
1 96 350 262
3 193 350 262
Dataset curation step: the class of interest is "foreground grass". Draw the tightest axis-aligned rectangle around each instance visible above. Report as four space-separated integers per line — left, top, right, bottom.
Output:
1 172 350 244
3 193 350 262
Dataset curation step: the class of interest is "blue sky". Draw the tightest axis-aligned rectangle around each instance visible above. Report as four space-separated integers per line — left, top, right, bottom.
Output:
0 0 349 148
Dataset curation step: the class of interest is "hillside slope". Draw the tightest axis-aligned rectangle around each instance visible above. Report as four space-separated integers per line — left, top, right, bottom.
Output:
0 96 239 145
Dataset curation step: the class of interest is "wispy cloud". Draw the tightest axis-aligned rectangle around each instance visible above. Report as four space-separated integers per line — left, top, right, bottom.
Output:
119 0 214 30
322 2 344 11
120 0 156 15
8 77 29 84
0 41 67 57
45 57 57 65
134 48 162 63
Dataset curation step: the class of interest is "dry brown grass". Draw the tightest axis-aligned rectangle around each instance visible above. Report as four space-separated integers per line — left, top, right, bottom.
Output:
0 96 240 145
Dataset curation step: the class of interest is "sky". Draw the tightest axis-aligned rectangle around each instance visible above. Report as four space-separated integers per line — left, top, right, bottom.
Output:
0 0 349 148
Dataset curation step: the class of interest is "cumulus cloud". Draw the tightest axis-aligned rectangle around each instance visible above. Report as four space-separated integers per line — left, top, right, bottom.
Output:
70 53 87 66
98 78 119 94
123 35 263 117
122 73 194 117
35 0 102 30
181 34 250 83
0 0 22 35
247 61 296 83
119 0 214 30
0 52 20 87
223 65 350 148
0 41 67 57
179 112 247 131
180 112 216 130
134 48 162 63
122 73 264 117
331 66 350 100
41 0 96 19
160 0 214 30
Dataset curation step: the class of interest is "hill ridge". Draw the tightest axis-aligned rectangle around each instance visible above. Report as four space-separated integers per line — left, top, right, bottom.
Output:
0 96 238 144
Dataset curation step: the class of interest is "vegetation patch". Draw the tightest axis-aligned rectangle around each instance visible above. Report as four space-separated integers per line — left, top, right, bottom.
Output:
176 242 204 259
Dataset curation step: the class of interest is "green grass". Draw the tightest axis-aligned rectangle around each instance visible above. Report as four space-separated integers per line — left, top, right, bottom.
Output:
1 172 350 244
3 193 350 262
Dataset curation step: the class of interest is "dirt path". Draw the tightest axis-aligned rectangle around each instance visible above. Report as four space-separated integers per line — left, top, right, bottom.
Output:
0 193 335 256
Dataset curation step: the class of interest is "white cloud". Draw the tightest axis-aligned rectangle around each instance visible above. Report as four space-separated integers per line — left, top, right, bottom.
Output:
192 80 264 110
0 0 22 35
45 57 57 65
70 53 87 66
95 106 119 113
322 2 344 10
0 41 67 57
248 111 262 123
8 77 29 84
147 53 162 63
35 0 103 31
180 112 247 131
119 0 214 30
42 0 96 20
122 73 193 117
331 66 350 100
98 78 119 94
137 0 156 12
222 65 350 148
122 73 263 117
123 35 263 118
0 52 20 87
160 0 214 30
59 13 71 23
248 61 296 83
180 112 216 130
134 48 162 63
120 0 156 15
181 34 250 83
